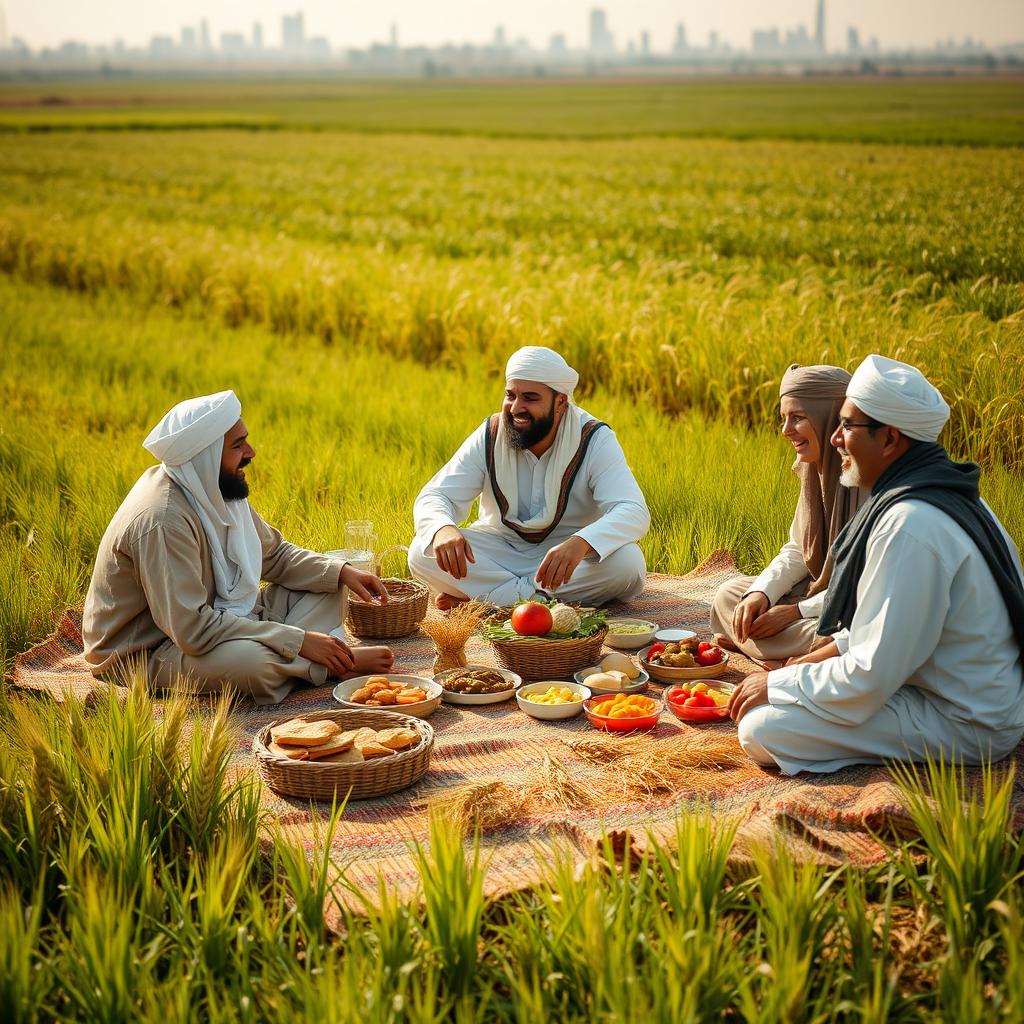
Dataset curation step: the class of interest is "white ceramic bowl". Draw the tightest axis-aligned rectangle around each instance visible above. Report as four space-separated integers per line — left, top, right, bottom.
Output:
516 681 591 720
434 665 522 705
604 618 658 650
333 674 442 718
573 666 649 695
653 628 698 644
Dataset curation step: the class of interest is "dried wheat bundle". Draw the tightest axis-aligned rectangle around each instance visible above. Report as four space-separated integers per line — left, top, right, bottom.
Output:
426 779 530 834
565 732 748 799
418 600 487 673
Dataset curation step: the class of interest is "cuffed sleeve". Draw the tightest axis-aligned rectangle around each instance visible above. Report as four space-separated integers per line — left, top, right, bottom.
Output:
573 430 650 560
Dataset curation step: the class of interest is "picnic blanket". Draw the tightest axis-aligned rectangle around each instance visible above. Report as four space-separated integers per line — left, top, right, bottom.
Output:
12 550 1024 910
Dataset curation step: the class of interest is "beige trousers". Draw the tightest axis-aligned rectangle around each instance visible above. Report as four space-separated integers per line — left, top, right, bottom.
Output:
709 575 822 663
148 584 344 706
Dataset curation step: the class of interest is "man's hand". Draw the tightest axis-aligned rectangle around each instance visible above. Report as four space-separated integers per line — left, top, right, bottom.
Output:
300 631 356 675
341 563 389 604
732 592 769 643
746 602 802 640
432 526 475 580
536 536 594 591
728 671 771 722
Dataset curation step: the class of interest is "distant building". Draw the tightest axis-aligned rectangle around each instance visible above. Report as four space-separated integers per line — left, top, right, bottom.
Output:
252 22 263 50
220 32 246 55
815 0 825 53
548 33 567 55
672 23 688 54
149 34 174 57
847 26 860 53
390 23 398 50
494 25 506 48
180 26 196 52
200 19 210 51
640 30 650 55
752 28 781 56
589 8 614 55
282 12 305 53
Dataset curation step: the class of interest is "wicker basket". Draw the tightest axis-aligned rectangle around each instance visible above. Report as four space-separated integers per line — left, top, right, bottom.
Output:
489 628 608 681
252 709 433 801
345 545 428 639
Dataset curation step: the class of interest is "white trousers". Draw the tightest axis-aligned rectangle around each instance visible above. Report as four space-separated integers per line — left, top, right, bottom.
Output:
738 684 1023 776
407 526 646 607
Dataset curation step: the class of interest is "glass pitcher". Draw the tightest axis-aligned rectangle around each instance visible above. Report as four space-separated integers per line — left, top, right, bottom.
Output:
340 519 376 573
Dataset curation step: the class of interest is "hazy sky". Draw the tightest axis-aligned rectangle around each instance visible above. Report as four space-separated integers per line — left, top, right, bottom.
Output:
4 0 1022 52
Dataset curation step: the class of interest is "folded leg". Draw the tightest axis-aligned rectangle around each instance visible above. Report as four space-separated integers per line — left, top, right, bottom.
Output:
710 575 820 662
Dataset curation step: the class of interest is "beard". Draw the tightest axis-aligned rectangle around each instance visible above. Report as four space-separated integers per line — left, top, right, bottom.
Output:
504 401 556 450
838 451 861 488
219 457 251 501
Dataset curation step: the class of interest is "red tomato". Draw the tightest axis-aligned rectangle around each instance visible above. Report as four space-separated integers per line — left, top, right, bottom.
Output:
667 686 690 704
510 601 553 636
696 647 722 666
697 641 713 653
646 643 667 659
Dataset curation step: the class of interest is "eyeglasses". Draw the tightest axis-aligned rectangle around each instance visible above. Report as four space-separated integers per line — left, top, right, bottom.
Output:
837 419 876 433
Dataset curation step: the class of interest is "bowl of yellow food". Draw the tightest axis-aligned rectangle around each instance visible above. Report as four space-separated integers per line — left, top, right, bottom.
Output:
516 681 591 720
604 618 658 650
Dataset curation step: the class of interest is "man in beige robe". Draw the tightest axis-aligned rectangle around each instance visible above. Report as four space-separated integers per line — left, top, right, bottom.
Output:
84 390 393 704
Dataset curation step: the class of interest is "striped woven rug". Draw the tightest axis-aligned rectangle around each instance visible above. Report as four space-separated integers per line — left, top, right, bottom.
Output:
12 550 1024 912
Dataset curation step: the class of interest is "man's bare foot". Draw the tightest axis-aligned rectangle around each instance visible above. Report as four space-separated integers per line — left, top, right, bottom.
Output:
714 633 739 653
332 645 395 680
435 593 469 611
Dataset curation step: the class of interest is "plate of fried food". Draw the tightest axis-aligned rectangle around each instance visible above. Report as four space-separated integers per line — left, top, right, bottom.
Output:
333 674 442 718
434 665 522 705
640 638 729 682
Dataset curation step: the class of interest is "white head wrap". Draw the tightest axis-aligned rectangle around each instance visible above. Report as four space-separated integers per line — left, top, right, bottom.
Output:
143 391 262 616
505 346 579 400
847 354 951 443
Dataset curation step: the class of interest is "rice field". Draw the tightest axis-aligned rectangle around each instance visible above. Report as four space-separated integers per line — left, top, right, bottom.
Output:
2 78 1024 1019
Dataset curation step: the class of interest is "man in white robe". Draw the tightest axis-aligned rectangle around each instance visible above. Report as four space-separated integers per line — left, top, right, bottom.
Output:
408 347 650 608
84 390 393 704
729 355 1024 774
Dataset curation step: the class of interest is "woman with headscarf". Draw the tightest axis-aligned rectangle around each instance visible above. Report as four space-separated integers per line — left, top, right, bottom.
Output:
710 364 864 664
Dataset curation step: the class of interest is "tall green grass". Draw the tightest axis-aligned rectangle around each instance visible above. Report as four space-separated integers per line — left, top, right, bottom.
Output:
1 680 1021 1019
1 130 1022 465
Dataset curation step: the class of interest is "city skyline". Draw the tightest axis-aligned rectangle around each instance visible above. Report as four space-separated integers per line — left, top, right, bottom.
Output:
3 0 1023 55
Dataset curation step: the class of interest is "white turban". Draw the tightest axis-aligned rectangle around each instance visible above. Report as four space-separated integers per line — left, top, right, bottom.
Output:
847 354 950 443
505 346 579 400
143 390 262 617
143 390 241 466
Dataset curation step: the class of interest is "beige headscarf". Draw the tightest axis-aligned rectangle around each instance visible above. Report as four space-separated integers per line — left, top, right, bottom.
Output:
779 364 864 598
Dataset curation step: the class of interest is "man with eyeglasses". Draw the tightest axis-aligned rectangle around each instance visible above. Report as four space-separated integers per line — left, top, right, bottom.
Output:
728 355 1024 775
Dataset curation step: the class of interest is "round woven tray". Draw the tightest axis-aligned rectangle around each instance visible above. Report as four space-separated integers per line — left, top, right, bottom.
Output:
252 709 433 801
489 628 608 681
347 577 429 639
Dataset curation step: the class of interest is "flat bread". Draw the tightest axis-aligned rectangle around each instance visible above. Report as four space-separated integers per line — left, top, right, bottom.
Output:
357 741 394 760
351 727 380 747
304 734 357 761
375 727 419 751
268 740 310 761
319 747 365 765
270 719 341 747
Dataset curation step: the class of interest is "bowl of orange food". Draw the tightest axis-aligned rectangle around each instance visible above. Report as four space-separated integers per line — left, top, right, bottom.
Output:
333 675 442 719
583 692 663 733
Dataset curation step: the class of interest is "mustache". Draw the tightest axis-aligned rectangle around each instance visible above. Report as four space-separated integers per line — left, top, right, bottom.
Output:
238 457 252 470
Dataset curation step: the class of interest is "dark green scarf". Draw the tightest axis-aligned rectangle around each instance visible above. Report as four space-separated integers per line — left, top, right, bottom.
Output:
819 443 1024 648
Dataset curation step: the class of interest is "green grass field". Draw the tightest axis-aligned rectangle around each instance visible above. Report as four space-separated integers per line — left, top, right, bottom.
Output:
2 77 1024 1019
2 77 1024 146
